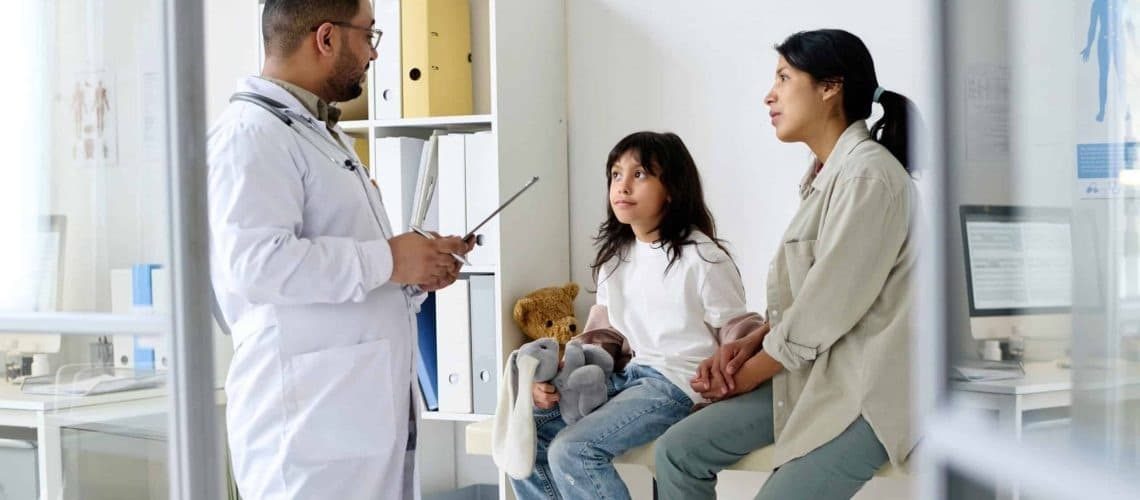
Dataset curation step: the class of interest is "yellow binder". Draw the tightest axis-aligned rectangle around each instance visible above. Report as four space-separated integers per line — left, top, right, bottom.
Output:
401 0 473 118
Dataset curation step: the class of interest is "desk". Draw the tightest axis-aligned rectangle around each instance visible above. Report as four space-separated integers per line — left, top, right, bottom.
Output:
952 360 1140 436
952 360 1140 499
0 382 226 500
951 361 1074 437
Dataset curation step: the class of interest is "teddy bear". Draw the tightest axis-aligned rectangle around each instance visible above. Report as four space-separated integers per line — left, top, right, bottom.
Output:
492 284 616 479
511 282 580 345
510 282 614 423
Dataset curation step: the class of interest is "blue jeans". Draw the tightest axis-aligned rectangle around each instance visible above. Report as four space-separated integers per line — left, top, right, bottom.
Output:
509 363 693 500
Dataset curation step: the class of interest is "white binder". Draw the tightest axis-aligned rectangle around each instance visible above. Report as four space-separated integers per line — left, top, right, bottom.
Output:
464 132 498 266
468 274 497 414
409 133 441 231
374 137 426 232
437 133 468 238
436 278 472 413
375 0 402 119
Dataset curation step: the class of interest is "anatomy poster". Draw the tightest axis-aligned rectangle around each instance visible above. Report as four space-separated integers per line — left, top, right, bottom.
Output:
1075 0 1138 198
71 70 118 166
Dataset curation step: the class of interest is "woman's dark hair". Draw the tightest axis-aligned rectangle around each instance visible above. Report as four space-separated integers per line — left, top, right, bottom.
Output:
775 29 914 173
590 131 729 283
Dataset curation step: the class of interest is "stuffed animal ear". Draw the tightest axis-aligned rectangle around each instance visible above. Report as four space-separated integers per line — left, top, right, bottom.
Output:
562 283 580 301
492 350 540 480
513 297 534 327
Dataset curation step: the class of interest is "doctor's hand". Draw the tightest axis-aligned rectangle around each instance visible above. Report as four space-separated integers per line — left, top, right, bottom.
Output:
532 382 559 410
416 235 478 291
389 233 468 286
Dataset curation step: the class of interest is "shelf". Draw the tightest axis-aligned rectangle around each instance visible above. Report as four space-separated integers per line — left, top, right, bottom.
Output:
421 411 492 422
373 114 493 129
0 312 169 336
339 120 372 133
461 265 497 275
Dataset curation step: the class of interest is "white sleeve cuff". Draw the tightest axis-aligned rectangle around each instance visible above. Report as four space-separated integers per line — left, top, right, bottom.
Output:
359 238 394 290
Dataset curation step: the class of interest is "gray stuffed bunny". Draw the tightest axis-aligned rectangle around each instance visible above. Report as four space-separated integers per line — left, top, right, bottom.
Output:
491 337 614 479
507 337 615 424
551 340 614 424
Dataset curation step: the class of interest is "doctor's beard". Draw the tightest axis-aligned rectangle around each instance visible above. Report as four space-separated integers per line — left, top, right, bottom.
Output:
328 50 368 102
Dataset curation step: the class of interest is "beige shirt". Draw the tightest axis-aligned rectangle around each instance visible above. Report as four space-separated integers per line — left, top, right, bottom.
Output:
760 121 917 467
263 77 343 128
260 77 361 155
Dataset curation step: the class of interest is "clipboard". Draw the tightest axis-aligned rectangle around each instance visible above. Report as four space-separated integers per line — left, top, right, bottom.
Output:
409 176 539 265
463 176 539 241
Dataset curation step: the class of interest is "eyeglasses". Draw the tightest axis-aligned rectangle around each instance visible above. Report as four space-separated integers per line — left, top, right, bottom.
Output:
310 21 383 49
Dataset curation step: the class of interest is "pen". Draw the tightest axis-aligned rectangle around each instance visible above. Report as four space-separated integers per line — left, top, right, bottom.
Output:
409 225 472 266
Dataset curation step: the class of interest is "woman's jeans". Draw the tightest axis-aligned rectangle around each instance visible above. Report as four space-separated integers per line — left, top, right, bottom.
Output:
653 381 889 500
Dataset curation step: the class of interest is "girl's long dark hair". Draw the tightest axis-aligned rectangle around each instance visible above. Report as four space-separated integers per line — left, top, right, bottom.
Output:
775 29 915 174
590 131 729 283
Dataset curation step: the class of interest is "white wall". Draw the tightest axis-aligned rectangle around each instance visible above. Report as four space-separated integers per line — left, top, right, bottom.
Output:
566 1 935 324
565 2 932 498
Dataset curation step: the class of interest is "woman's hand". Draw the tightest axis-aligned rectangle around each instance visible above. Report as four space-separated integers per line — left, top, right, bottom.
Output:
692 350 783 403
714 326 768 391
691 323 769 398
532 382 559 410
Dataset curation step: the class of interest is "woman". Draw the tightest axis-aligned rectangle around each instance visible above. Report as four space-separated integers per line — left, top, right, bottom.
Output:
653 29 918 500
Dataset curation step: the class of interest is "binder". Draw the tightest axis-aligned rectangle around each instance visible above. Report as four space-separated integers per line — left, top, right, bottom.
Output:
409 133 442 231
437 133 467 237
375 0 402 119
374 137 426 232
468 275 497 414
463 132 498 266
436 278 472 413
132 265 159 372
401 0 473 117
416 293 439 411
113 265 171 371
110 269 134 368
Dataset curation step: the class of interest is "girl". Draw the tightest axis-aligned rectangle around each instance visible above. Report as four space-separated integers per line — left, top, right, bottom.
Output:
654 29 919 500
509 131 764 500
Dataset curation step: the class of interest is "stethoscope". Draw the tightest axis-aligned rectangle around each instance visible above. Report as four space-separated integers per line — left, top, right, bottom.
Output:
230 91 392 238
230 91 364 172
229 91 429 300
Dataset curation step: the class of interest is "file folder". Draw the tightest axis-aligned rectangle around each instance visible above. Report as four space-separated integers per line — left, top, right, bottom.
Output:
463 132 498 266
374 136 426 232
437 133 467 238
375 0 402 119
416 293 439 411
436 278 472 413
468 275 497 414
401 0 473 117
410 133 442 231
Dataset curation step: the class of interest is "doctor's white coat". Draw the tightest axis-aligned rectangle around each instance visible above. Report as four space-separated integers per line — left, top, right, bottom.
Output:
208 76 418 500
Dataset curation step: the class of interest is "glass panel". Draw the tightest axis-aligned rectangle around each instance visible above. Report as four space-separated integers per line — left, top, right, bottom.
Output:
0 1 205 498
943 0 1140 491
1 0 171 320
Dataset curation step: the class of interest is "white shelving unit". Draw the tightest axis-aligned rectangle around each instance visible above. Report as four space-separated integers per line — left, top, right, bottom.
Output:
254 1 567 497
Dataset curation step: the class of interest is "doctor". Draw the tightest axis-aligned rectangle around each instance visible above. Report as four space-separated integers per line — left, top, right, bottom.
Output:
207 0 471 498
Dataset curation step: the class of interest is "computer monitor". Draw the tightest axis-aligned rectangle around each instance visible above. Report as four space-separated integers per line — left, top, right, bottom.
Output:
960 205 1073 341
